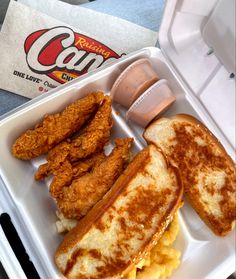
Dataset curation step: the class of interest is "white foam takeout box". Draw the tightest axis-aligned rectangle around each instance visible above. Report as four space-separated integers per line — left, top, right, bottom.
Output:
0 0 235 278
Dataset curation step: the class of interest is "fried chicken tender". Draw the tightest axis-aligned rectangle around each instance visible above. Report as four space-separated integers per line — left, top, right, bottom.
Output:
35 96 112 180
72 153 106 178
35 142 71 180
55 138 133 220
50 152 106 199
12 92 105 160
69 96 112 161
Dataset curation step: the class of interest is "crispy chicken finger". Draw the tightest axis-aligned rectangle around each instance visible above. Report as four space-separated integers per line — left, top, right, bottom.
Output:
69 95 112 161
12 92 105 160
35 142 71 180
72 153 106 178
50 152 106 198
35 96 112 180
55 138 133 220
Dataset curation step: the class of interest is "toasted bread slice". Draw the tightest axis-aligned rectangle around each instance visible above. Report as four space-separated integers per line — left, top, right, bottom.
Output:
144 114 236 236
55 145 183 279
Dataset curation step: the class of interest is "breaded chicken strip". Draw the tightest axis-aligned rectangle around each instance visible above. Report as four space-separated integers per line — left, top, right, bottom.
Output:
55 138 133 220
12 92 105 160
69 96 112 161
72 153 106 178
50 152 106 199
35 96 112 180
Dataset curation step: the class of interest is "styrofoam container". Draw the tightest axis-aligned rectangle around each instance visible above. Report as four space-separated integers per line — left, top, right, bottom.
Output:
0 0 235 278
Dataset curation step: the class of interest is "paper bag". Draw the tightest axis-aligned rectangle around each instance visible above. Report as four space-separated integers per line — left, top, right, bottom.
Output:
0 1 157 98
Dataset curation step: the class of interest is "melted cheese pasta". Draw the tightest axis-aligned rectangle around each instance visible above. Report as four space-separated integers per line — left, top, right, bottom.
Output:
126 215 181 279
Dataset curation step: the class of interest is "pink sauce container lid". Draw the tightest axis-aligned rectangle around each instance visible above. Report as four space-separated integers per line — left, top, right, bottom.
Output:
110 58 159 108
126 79 176 127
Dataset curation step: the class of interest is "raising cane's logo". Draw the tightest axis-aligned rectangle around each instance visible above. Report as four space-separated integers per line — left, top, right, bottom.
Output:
24 26 122 84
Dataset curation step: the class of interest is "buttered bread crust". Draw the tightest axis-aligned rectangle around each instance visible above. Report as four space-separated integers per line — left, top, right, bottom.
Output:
55 145 183 279
144 114 236 236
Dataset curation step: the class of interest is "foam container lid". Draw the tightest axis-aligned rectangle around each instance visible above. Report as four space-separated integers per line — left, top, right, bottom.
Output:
159 0 235 154
0 0 235 278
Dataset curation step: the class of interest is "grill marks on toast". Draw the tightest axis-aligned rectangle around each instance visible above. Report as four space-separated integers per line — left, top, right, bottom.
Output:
144 114 236 236
55 145 183 279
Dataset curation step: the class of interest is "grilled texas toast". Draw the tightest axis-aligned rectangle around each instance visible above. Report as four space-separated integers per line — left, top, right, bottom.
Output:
55 145 183 279
144 114 236 236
